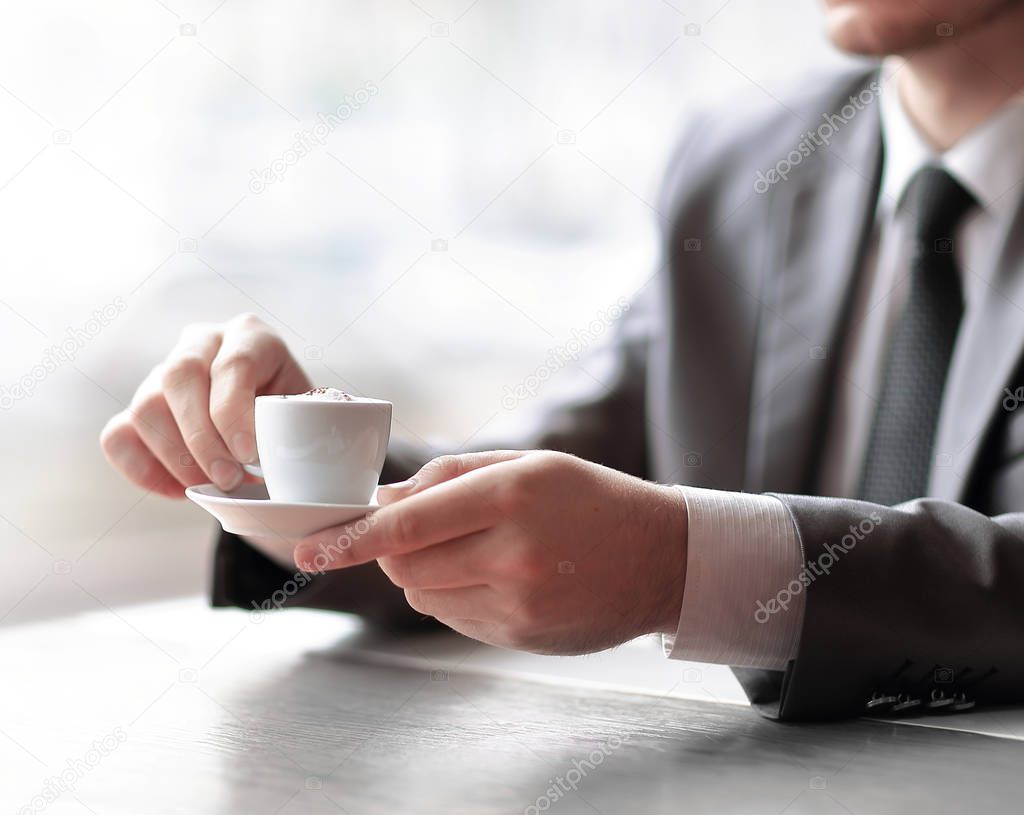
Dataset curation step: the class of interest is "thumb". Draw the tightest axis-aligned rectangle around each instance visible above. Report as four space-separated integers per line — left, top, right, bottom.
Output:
377 450 527 505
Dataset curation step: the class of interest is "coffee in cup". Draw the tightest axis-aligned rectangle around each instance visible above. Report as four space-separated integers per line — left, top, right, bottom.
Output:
253 388 391 505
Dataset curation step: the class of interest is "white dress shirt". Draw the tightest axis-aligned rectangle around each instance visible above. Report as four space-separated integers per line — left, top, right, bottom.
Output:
665 61 1024 670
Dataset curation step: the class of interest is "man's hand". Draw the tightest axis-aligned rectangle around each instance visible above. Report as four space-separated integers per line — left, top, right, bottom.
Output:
100 313 311 498
293 451 687 655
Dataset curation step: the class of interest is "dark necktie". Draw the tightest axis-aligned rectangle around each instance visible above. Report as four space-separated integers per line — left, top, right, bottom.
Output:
858 166 976 505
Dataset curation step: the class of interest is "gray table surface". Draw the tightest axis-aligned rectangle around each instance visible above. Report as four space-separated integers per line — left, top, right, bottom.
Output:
1 598 1021 814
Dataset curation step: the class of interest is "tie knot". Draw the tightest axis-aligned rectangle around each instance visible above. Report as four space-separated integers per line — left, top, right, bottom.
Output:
900 165 976 245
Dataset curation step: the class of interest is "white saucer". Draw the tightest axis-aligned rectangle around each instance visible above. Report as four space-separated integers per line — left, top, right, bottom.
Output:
185 483 377 541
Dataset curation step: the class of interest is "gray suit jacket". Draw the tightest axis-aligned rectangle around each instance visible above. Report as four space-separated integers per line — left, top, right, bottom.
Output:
213 68 1024 720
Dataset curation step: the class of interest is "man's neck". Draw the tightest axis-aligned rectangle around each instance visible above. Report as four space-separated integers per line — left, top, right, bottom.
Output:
896 5 1024 151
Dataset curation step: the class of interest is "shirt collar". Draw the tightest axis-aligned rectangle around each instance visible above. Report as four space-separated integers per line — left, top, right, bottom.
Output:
879 59 1024 220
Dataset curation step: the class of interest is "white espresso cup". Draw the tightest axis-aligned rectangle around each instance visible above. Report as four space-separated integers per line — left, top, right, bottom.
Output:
253 394 392 505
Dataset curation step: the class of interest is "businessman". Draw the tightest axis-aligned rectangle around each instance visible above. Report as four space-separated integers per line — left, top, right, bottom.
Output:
101 0 1024 720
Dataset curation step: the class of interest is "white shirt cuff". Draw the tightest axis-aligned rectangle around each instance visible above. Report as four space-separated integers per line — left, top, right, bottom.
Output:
663 487 804 670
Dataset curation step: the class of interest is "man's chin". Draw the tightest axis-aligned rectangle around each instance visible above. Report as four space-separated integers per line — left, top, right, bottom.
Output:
823 0 1021 57
823 5 937 57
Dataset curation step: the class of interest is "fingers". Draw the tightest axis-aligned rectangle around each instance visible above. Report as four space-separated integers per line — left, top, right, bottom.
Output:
161 327 243 491
403 585 497 622
209 314 295 463
378 531 495 589
126 369 206 489
439 617 497 643
377 450 527 506
100 412 188 499
100 313 310 499
293 463 508 570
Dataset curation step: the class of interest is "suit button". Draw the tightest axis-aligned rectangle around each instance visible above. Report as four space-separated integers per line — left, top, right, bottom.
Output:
890 692 922 713
865 690 898 712
926 688 955 710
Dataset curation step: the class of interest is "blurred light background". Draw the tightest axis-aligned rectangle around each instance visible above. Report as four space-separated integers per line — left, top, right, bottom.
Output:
0 0 855 621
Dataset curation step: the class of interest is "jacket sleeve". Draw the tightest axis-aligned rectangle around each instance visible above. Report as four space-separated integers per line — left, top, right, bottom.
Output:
738 494 1024 720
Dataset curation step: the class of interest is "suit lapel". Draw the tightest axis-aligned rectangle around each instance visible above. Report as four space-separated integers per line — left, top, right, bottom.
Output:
930 197 1024 501
746 86 884 494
